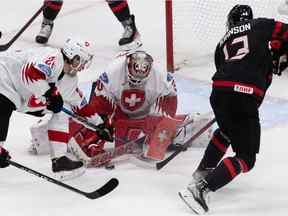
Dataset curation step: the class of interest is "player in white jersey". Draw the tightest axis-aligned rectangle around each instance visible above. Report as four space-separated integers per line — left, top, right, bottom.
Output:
97 50 177 119
68 51 213 165
0 37 96 179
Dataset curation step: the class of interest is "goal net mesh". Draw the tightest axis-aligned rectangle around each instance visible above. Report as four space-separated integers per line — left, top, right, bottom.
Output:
171 0 288 69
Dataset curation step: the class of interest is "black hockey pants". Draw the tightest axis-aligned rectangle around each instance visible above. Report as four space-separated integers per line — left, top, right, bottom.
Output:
209 89 261 155
0 94 16 142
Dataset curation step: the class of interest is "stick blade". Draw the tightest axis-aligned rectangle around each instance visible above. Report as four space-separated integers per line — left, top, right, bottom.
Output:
85 178 119 199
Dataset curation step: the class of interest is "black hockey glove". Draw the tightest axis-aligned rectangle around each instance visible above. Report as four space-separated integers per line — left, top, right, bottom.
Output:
0 146 11 168
270 40 288 76
96 122 114 142
44 86 63 113
271 51 288 76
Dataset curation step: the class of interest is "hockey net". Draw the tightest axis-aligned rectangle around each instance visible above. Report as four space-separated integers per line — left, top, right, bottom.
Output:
166 0 288 72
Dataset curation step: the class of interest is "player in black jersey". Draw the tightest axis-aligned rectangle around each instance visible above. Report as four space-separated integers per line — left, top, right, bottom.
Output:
178 4 288 214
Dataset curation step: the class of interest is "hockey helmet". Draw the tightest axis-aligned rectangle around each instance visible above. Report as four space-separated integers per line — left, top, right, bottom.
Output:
61 37 94 74
127 50 153 86
227 4 253 29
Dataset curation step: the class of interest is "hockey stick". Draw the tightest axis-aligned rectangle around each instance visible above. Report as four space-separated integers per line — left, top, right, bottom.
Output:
156 118 216 170
61 107 114 142
69 135 146 167
88 135 146 167
62 107 100 130
7 159 119 199
0 5 45 51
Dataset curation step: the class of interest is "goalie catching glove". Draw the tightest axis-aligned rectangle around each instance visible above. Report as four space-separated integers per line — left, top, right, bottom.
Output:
95 121 114 142
68 119 113 165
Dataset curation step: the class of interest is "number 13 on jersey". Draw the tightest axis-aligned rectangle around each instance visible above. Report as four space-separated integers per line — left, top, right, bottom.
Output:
223 35 249 61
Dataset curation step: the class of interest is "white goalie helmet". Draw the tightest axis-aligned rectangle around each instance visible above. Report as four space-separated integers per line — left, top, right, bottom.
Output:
61 37 94 74
127 50 153 86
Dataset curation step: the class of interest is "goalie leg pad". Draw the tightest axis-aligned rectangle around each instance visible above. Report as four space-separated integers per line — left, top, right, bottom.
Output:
173 113 214 148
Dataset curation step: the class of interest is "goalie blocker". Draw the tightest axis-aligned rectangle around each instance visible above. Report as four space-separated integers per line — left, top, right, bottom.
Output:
29 112 213 166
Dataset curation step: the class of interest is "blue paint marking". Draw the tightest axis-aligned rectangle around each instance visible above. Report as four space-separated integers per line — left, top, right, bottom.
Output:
79 75 288 129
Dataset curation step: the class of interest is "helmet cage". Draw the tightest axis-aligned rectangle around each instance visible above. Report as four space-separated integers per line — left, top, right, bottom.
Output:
127 51 153 86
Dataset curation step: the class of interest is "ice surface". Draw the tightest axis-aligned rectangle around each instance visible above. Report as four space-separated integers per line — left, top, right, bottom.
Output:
0 1 288 216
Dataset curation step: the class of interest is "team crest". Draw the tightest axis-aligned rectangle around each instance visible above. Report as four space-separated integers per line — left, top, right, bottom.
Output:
121 89 145 111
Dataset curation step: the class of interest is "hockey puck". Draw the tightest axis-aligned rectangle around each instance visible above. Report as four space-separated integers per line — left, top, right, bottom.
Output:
105 164 115 170
0 31 2 38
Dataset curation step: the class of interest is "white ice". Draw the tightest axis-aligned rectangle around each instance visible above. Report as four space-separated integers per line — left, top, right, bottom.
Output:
0 1 288 216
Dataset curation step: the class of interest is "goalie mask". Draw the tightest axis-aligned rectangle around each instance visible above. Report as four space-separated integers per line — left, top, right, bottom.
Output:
61 37 94 76
127 51 153 86
227 4 253 29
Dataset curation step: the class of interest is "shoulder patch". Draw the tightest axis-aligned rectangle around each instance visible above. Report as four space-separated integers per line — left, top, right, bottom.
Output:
99 72 109 84
37 63 52 77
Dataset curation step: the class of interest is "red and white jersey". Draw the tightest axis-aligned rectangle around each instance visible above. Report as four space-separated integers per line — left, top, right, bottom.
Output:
93 55 177 119
58 75 87 109
0 47 64 110
19 73 87 113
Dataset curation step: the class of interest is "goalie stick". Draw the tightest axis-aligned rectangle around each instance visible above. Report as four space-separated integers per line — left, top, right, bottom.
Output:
7 159 119 199
88 135 146 167
156 118 216 170
0 5 45 51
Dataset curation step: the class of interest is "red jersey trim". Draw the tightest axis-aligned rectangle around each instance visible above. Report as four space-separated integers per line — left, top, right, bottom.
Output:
213 80 264 97
48 130 69 143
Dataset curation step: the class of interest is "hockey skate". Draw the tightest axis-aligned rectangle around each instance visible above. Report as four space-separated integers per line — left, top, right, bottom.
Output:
52 156 85 181
119 15 142 51
35 21 54 44
179 180 210 214
192 166 214 183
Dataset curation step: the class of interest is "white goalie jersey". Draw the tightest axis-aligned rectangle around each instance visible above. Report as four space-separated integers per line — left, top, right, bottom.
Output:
95 55 177 119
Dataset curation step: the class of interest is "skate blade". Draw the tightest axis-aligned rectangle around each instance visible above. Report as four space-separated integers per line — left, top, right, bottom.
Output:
178 190 207 215
53 166 85 181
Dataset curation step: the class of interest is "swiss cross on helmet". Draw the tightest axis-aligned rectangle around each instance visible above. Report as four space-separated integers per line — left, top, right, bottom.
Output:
227 4 253 29
127 50 153 86
61 37 94 74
